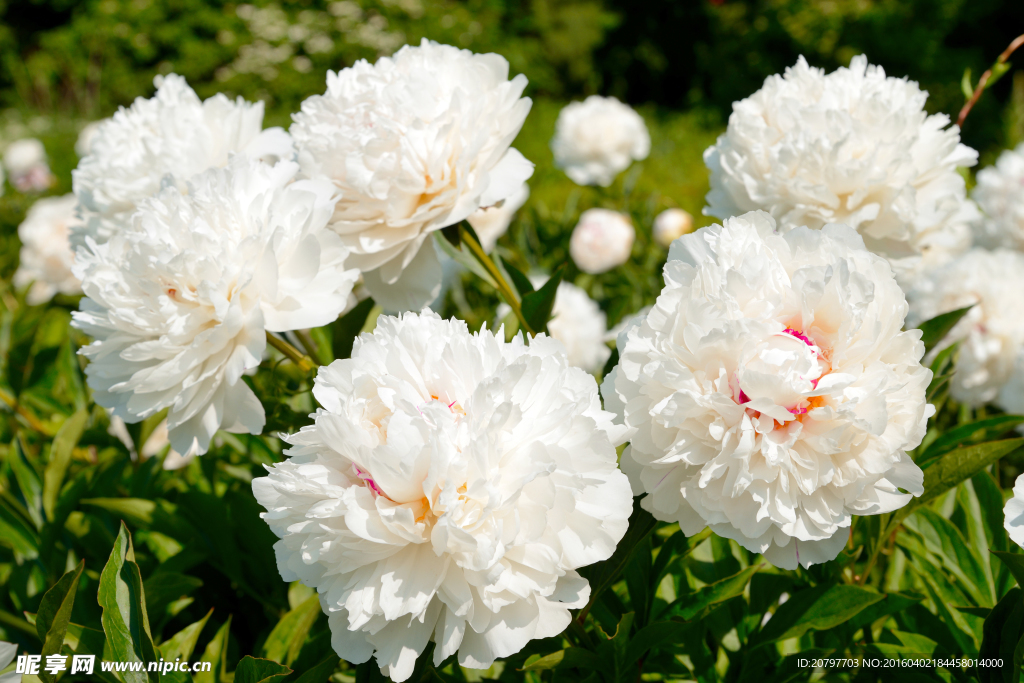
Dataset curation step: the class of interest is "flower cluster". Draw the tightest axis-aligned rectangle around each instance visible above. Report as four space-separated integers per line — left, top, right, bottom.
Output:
253 311 631 681
603 211 932 568
703 56 978 281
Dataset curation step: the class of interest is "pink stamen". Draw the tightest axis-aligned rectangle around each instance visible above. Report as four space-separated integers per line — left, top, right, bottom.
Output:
738 389 750 404
353 465 385 497
783 328 816 348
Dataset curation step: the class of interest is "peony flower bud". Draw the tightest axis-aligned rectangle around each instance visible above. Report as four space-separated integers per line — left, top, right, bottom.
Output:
4 138 53 193
569 208 634 274
652 208 693 247
551 95 650 187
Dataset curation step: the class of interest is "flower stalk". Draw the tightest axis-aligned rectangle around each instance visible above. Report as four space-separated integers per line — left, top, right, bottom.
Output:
266 332 318 373
958 33 1024 127
459 226 538 337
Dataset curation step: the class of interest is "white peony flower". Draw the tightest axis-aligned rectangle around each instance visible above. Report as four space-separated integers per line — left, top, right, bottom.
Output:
72 74 293 247
603 211 933 569
551 95 650 187
4 138 54 193
13 194 82 305
972 143 1024 250
466 182 530 253
569 208 634 274
906 248 1024 412
703 56 978 281
291 39 534 312
652 208 693 248
252 311 632 681
1004 474 1024 549
72 158 359 456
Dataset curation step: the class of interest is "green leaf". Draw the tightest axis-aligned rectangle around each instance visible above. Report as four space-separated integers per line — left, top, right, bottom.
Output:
42 408 88 520
432 231 497 289
577 503 658 620
926 341 960 403
907 509 993 606
259 594 321 666
288 656 338 683
500 257 535 298
160 609 212 662
993 551 1024 589
754 584 884 646
81 497 199 542
195 616 232 683
520 264 565 334
234 657 291 683
623 621 688 668
0 495 40 559
144 573 204 629
917 305 974 354
98 521 158 683
919 415 1024 467
662 563 760 622
892 438 1024 528
847 592 923 632
520 648 601 672
331 297 375 362
978 587 1023 683
9 436 43 528
36 560 85 683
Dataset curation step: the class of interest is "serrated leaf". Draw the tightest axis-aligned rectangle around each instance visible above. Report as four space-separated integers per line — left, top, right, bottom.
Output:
754 584 884 646
917 305 973 354
520 264 564 334
330 297 375 361
37 560 84 683
234 657 291 683
259 594 320 666
98 522 158 683
42 409 88 520
520 648 601 672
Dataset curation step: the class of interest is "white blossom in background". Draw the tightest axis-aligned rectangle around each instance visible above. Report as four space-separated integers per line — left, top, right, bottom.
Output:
603 211 932 569
569 208 634 274
551 95 650 187
13 194 82 305
4 138 54 192
906 248 1024 412
652 208 693 248
466 182 530 253
972 143 1024 250
75 120 105 157
72 74 293 247
542 279 610 373
1004 474 1024 549
291 39 534 312
253 311 632 681
72 158 359 456
703 56 978 282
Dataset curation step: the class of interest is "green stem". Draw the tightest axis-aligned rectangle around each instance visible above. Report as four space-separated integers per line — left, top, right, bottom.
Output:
266 332 317 373
459 228 537 337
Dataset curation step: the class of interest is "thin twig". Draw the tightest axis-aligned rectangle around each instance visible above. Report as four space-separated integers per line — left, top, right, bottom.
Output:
460 229 537 336
265 332 317 373
958 33 1024 128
